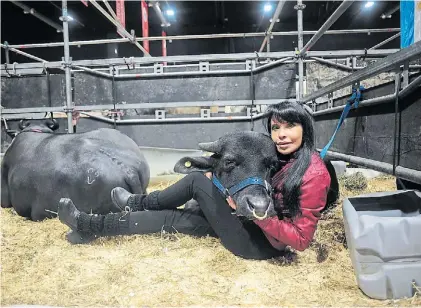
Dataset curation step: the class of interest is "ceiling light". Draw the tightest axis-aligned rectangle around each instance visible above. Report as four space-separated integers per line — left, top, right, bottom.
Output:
264 4 272 12
67 15 74 21
365 2 374 8
166 9 174 16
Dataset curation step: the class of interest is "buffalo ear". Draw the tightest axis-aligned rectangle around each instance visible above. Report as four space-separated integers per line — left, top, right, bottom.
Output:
174 156 215 174
45 119 59 131
18 120 31 130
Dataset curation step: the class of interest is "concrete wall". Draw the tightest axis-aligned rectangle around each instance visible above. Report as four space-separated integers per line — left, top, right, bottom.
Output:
306 59 395 103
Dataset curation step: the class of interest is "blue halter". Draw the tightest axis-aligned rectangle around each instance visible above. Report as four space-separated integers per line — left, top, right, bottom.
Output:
212 175 272 197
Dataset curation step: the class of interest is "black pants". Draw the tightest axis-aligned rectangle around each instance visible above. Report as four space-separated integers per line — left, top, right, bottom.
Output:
120 172 283 260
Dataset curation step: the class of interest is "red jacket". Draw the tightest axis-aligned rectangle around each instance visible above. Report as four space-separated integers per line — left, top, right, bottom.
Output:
254 153 331 251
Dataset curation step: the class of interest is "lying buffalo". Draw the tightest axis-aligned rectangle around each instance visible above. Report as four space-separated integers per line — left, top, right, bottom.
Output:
1 120 150 221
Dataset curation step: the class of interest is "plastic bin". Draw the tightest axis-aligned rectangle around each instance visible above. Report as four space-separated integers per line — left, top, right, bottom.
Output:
343 190 421 299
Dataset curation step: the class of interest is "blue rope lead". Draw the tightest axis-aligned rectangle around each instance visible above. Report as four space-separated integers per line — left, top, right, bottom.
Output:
320 85 365 159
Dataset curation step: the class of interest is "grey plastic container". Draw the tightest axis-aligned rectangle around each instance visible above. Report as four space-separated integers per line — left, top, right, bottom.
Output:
343 190 421 300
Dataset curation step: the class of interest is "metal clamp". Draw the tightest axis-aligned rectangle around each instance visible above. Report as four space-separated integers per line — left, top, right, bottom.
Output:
154 63 164 74
59 15 71 22
42 61 47 74
3 63 11 77
13 62 21 77
109 65 119 76
123 57 135 70
294 3 306 10
327 93 333 108
247 106 259 117
200 108 211 118
199 62 209 72
245 59 256 71
312 101 317 112
63 107 75 113
352 56 357 70
130 30 136 44
155 110 166 119
61 57 72 68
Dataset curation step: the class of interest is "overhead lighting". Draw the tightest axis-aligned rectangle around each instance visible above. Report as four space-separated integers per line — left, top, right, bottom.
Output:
365 2 374 8
165 9 174 16
67 15 74 21
264 4 272 12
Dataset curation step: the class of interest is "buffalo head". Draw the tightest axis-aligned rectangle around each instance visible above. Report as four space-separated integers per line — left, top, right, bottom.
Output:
18 119 60 134
174 131 279 221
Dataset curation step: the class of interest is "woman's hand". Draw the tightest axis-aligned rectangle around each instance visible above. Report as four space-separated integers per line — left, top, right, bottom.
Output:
204 172 212 179
226 196 237 210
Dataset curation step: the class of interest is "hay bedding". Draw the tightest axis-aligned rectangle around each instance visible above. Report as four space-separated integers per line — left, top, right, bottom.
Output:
1 176 420 307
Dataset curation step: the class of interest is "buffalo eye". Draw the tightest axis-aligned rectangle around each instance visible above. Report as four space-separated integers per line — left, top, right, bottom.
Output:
224 159 237 170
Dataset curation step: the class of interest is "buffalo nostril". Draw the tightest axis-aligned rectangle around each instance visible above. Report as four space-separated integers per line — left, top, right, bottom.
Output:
246 197 255 210
246 197 269 217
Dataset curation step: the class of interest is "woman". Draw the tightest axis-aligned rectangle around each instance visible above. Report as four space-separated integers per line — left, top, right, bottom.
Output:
58 101 331 260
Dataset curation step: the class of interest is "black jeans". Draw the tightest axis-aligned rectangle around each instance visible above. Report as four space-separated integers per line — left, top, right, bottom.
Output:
122 172 283 260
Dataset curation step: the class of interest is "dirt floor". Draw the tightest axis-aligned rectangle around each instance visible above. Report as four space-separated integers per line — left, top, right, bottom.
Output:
1 175 420 307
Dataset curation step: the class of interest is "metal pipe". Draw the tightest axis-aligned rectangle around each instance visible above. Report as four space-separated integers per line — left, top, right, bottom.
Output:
6 28 401 49
62 0 74 133
88 0 151 56
392 72 401 175
302 40 421 103
1 50 401 71
297 0 304 100
259 0 287 52
72 65 113 77
402 61 409 87
381 5 400 19
254 57 293 72
4 41 10 64
266 36 270 52
102 0 118 20
149 1 170 27
0 44 47 62
313 73 421 116
369 33 400 50
79 111 267 125
399 73 421 96
9 0 63 32
75 57 293 79
318 150 421 184
299 0 355 56
310 57 362 71
1 99 297 115
313 94 395 115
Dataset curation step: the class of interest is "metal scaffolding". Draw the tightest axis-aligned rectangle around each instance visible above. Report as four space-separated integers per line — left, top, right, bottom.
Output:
4 28 400 49
61 0 74 133
0 0 412 113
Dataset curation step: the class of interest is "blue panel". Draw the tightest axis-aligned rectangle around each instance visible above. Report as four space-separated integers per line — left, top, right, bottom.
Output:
401 0 415 48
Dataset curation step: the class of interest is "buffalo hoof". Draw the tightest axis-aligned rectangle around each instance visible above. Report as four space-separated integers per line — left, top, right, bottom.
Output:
111 187 133 211
58 198 80 231
66 230 96 244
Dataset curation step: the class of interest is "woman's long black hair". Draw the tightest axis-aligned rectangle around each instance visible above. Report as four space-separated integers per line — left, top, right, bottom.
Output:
265 101 315 218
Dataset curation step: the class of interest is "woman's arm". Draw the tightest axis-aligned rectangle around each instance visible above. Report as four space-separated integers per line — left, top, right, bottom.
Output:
254 171 330 251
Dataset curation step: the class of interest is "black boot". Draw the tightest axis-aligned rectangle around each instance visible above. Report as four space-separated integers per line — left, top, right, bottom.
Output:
111 187 160 211
58 198 99 244
58 198 130 244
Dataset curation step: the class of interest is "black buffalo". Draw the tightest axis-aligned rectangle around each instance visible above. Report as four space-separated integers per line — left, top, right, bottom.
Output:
1 120 150 221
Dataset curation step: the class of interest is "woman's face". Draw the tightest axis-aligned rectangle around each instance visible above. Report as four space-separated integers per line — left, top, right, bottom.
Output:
270 118 303 155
